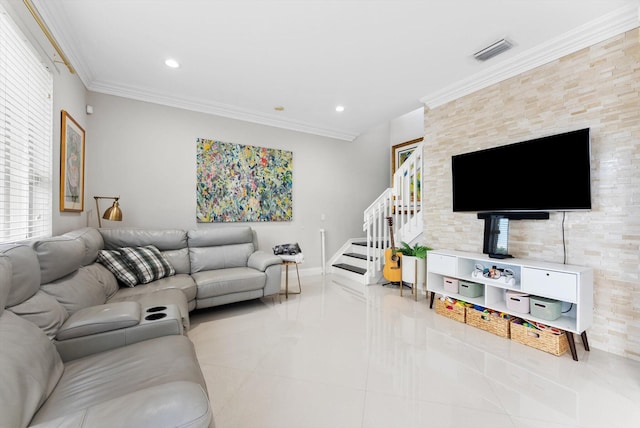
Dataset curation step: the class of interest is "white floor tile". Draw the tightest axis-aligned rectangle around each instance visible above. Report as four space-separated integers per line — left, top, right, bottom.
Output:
254 324 370 389
189 274 640 428
198 363 253 416
215 373 365 428
362 390 516 428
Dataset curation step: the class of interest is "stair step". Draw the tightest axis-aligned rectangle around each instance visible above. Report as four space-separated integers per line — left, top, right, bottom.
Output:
353 241 389 248
343 252 371 261
332 263 367 275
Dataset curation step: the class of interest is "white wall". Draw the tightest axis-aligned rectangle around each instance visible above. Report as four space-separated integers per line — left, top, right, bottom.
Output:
389 107 424 146
51 73 89 235
85 93 389 272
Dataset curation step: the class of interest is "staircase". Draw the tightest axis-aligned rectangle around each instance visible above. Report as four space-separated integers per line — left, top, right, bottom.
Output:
331 241 371 281
329 141 425 285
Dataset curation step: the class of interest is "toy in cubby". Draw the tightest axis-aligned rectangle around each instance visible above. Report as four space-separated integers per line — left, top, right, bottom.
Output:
435 296 470 323
511 318 563 335
510 317 569 356
471 263 516 286
466 304 512 338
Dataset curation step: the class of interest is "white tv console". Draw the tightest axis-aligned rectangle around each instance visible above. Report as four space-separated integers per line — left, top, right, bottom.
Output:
426 250 593 361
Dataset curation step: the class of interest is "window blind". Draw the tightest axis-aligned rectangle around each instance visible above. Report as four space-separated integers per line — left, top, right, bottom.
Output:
0 5 53 243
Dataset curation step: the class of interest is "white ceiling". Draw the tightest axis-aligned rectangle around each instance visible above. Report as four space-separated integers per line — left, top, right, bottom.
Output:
31 0 640 141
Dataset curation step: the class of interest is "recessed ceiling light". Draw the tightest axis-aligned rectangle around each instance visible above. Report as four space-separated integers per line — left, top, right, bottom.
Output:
335 105 345 112
165 58 180 68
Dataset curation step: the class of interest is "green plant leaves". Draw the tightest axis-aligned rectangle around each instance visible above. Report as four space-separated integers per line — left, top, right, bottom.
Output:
398 241 432 259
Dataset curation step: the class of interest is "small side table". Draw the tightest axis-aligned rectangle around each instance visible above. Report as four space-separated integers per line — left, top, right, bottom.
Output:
281 260 302 299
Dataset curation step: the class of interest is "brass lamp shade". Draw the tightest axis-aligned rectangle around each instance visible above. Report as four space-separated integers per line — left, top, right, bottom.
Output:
102 200 122 221
94 196 123 228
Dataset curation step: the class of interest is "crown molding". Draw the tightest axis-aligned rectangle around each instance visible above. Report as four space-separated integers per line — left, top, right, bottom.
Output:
32 1 357 141
420 4 640 109
88 81 358 141
30 0 95 83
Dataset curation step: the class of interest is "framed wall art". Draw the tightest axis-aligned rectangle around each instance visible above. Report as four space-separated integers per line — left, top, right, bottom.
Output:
391 137 423 177
196 138 293 222
60 110 85 212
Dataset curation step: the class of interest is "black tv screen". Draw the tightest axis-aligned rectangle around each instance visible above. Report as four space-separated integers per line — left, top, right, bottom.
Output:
452 128 592 212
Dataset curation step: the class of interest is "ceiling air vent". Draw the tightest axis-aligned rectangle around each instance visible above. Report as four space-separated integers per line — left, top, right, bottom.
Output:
473 38 513 61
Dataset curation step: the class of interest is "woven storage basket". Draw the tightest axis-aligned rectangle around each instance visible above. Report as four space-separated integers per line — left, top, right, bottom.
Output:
510 322 569 356
466 308 510 338
435 298 466 323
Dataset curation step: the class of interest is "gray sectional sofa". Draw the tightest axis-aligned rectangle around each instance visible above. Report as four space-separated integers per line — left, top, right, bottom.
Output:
0 226 283 427
99 227 283 310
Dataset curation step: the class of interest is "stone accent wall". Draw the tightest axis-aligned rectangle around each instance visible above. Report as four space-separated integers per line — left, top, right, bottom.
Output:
423 29 640 360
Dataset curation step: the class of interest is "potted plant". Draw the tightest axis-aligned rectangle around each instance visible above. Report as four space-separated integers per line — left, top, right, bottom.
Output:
398 241 432 289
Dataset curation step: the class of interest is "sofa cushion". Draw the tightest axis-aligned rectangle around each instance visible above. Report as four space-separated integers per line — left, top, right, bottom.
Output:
62 227 105 266
31 236 84 284
0 255 10 313
30 335 207 425
188 227 254 247
8 290 68 339
0 244 42 307
193 267 265 299
101 228 188 251
84 263 120 299
188 228 257 273
162 247 191 275
109 273 197 303
41 267 109 315
28 381 212 428
97 249 139 287
0 311 64 428
190 243 255 273
120 245 175 284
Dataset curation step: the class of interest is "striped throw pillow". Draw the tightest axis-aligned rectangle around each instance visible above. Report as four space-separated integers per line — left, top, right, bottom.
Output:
97 250 139 287
119 245 176 284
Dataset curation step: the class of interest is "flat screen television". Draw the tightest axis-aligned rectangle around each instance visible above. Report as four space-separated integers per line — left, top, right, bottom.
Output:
452 128 592 212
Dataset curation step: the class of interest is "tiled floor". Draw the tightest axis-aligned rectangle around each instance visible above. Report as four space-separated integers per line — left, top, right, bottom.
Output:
189 274 640 428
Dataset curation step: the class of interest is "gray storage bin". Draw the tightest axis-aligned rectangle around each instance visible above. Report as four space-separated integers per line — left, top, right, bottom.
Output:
529 295 562 321
458 280 483 298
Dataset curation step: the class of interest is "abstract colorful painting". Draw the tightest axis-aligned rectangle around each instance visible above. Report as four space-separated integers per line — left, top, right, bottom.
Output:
196 138 293 222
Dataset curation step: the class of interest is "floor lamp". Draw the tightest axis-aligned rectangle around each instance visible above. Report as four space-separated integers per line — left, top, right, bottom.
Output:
94 196 123 228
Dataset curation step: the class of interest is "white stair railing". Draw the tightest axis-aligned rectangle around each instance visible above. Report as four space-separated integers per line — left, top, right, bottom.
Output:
362 188 394 283
393 141 424 244
362 141 424 283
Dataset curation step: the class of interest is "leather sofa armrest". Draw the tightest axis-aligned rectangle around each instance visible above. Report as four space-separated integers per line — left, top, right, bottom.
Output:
29 381 213 428
54 304 183 362
247 250 282 272
56 302 141 341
